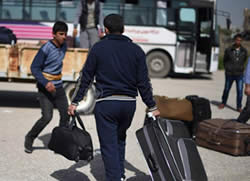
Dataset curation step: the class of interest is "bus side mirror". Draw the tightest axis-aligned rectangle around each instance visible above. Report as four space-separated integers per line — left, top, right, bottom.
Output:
226 18 231 30
211 29 220 46
125 0 139 4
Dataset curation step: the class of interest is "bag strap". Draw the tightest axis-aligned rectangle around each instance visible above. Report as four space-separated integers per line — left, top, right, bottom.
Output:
74 111 86 130
69 116 76 129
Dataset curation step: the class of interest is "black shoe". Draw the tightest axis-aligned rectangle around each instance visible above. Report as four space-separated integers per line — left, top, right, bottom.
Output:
24 135 34 153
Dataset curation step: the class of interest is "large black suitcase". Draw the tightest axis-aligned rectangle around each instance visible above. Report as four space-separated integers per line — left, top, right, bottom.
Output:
136 118 207 181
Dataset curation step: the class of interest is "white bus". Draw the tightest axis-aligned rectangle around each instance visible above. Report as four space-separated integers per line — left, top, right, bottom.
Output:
0 0 219 78
102 0 220 78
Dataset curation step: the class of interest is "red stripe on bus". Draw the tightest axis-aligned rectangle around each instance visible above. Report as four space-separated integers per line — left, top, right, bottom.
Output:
0 24 52 39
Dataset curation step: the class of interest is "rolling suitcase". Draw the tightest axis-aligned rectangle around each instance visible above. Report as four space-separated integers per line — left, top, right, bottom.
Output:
136 118 207 181
196 118 250 156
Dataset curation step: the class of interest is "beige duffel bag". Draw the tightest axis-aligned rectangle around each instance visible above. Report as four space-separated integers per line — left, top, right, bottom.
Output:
153 95 193 121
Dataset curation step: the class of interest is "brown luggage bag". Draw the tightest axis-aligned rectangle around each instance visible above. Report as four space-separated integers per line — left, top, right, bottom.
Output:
196 119 250 156
153 95 193 121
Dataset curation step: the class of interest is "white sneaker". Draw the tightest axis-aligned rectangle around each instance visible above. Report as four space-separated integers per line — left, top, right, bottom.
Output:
121 176 126 181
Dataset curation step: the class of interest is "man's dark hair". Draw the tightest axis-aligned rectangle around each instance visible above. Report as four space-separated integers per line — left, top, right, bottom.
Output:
234 33 242 40
53 21 68 34
104 14 124 34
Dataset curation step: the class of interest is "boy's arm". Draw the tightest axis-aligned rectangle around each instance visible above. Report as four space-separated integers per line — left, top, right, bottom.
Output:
30 49 49 87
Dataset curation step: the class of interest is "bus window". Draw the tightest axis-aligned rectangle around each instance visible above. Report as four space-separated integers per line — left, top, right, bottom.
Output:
200 21 211 37
172 1 188 8
57 0 75 21
177 8 196 41
198 8 212 38
123 0 154 26
102 0 120 16
103 0 158 26
157 8 167 26
156 1 167 26
1 0 23 20
180 8 196 22
31 3 57 21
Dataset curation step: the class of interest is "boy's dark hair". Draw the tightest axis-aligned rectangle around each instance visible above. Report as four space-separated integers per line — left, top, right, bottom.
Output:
234 33 242 40
104 14 124 34
53 21 68 34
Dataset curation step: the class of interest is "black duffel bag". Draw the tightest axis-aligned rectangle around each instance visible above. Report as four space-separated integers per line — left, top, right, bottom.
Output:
0 26 17 44
48 112 93 162
185 95 211 122
185 95 212 138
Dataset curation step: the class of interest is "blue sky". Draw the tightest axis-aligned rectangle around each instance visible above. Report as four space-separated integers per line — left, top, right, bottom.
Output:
217 0 250 29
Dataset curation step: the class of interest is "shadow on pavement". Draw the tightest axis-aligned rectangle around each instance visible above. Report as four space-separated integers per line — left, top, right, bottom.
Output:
50 150 150 181
51 161 90 181
38 133 51 146
0 90 39 108
89 149 150 181
127 175 151 181
149 73 213 80
32 133 52 151
168 73 213 80
38 132 150 181
210 100 238 112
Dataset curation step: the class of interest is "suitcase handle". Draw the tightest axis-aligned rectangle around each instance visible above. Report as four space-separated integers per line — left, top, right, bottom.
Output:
146 153 158 172
207 139 221 146
144 112 157 126
206 133 221 145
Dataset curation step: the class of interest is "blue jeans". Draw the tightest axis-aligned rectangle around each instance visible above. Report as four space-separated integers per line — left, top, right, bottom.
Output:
27 86 69 139
94 100 136 181
221 74 244 109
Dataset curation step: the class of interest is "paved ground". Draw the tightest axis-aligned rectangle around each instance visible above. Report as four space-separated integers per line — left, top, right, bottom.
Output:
0 70 250 181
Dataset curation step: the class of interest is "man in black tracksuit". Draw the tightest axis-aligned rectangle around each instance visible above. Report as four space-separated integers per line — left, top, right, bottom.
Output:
68 14 160 181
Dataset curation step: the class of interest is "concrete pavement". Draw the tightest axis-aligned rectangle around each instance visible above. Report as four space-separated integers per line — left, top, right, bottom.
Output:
0 70 250 181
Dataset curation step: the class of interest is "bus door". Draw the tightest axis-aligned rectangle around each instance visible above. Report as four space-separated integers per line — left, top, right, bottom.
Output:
195 7 214 73
175 7 197 73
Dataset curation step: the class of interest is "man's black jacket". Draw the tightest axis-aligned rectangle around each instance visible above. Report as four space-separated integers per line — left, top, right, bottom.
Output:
223 44 248 76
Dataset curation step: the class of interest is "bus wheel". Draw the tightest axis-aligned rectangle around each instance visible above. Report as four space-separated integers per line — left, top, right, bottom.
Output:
64 83 96 114
146 52 171 78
